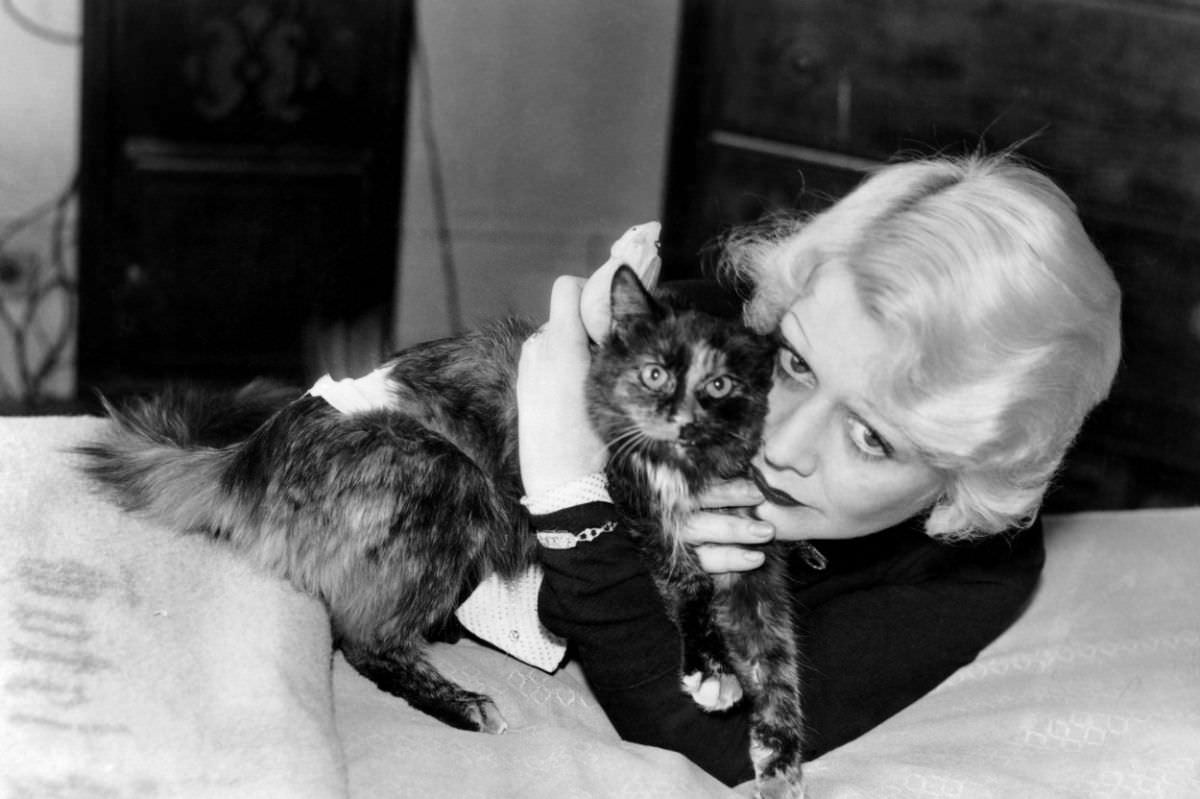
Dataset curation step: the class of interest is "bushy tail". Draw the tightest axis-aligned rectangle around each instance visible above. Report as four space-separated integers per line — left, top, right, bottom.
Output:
76 382 298 535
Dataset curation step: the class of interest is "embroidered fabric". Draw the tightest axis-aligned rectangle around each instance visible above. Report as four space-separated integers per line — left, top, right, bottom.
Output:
458 473 615 670
521 472 612 515
453 566 567 672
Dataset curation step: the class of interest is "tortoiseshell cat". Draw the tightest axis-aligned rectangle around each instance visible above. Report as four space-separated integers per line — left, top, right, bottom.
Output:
79 266 805 797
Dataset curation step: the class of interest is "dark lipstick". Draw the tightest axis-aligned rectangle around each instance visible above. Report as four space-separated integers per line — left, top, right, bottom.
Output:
749 466 804 507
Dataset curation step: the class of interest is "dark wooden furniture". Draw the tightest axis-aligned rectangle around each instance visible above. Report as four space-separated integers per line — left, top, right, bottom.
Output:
78 0 412 395
662 0 1200 510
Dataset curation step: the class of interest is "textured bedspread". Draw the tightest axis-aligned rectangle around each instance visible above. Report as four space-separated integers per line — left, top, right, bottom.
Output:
1 416 1197 798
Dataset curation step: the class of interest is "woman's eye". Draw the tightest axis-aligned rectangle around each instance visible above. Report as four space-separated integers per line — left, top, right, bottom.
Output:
702 375 735 399
847 417 891 459
776 348 813 383
639 363 672 391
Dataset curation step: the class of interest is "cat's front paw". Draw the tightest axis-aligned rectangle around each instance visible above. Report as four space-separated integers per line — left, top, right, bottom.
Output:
681 668 743 711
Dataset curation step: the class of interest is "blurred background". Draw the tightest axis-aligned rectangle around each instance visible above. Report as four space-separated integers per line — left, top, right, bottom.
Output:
1 0 1197 513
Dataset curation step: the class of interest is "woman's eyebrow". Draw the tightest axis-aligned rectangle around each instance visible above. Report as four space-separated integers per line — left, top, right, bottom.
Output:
782 311 810 349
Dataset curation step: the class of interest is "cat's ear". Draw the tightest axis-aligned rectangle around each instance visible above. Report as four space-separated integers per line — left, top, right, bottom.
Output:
609 264 663 331
580 222 662 342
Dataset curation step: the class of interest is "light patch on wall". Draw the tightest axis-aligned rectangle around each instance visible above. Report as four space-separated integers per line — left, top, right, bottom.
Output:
395 0 678 348
0 0 81 405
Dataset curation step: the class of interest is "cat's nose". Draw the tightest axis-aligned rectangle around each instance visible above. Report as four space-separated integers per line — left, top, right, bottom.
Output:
671 406 695 427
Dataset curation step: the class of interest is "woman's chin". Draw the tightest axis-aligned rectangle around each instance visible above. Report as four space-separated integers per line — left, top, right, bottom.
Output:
755 502 851 542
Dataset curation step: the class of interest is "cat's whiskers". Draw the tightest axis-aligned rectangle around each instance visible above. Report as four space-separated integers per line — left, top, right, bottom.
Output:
604 424 641 447
602 424 640 450
606 426 651 468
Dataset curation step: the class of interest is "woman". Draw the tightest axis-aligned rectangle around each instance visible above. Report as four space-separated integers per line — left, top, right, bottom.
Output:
515 154 1122 786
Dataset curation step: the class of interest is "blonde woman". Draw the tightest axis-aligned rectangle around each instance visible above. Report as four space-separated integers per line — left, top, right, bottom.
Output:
517 154 1122 784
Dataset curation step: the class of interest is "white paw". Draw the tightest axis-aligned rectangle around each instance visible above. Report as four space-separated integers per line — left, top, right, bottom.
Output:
750 741 804 799
681 669 743 711
750 738 771 768
755 774 805 799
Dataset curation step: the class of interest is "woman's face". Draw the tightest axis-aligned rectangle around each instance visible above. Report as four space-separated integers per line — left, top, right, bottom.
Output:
750 264 946 540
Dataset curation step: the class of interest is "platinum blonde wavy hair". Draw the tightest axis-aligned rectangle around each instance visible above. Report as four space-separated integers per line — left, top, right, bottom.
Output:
720 154 1122 540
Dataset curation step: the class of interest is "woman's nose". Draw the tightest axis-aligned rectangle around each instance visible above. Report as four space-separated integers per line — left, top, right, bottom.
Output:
762 397 822 476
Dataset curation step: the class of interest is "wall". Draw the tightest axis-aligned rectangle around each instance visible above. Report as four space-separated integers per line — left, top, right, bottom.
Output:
396 0 680 346
0 0 679 398
0 0 81 403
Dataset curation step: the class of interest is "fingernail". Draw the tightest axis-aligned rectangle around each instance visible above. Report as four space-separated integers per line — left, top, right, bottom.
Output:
749 522 774 540
742 550 765 565
743 485 764 502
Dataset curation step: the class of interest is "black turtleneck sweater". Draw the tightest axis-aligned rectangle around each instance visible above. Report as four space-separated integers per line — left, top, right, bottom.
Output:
536 502 1044 786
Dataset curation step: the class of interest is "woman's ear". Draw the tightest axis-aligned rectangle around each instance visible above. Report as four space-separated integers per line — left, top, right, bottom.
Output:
580 222 661 342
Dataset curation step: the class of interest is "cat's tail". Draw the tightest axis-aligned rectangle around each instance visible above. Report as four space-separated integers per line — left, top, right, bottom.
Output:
92 380 300 448
76 383 293 535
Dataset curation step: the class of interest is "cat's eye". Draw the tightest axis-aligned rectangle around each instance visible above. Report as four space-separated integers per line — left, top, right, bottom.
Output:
847 416 892 459
702 376 735 399
639 363 672 391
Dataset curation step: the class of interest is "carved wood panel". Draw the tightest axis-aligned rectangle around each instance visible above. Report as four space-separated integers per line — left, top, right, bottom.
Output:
78 0 412 393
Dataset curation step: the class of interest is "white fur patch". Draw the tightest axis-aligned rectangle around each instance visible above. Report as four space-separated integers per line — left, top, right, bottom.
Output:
307 366 394 414
645 461 692 516
643 461 697 571
682 669 743 711
686 343 724 394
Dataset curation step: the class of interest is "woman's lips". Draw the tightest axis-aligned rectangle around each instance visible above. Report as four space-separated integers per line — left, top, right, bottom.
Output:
749 466 805 507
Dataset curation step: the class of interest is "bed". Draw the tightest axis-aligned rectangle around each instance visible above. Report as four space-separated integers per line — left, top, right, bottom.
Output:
2 415 1197 798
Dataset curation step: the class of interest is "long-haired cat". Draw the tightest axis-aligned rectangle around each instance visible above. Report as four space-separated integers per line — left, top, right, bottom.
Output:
78 266 805 798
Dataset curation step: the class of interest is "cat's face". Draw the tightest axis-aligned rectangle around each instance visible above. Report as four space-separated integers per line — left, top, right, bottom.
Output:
587 267 776 486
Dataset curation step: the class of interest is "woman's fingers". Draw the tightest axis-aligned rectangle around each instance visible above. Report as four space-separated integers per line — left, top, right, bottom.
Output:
682 509 774 574
682 508 773 546
542 275 588 343
695 478 762 510
517 276 606 497
693 544 767 573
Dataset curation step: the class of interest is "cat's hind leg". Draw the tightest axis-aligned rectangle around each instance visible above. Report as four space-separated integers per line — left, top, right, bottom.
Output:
718 560 806 799
341 642 508 733
320 410 524 734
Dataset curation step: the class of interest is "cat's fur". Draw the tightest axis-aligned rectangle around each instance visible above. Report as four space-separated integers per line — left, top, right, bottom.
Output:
78 266 806 797
593 272 805 797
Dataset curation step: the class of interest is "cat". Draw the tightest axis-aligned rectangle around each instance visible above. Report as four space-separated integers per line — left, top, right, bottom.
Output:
594 270 806 798
78 265 805 798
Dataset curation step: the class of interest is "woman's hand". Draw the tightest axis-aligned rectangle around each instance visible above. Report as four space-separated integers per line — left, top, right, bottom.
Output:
683 480 777 573
517 276 607 497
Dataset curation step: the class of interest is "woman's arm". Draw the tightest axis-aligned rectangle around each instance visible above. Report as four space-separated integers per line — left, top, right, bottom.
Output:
535 503 756 786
